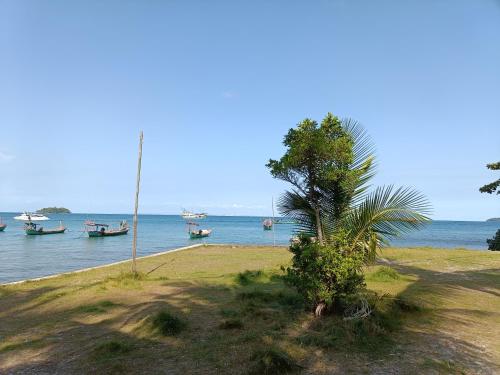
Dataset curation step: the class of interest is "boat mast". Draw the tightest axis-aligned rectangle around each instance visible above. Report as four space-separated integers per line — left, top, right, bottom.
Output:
132 131 143 274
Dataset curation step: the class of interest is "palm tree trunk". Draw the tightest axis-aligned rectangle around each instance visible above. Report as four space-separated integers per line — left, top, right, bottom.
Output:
315 301 326 317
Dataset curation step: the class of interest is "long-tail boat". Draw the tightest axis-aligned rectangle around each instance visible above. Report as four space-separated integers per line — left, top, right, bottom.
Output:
25 221 66 235
187 222 212 239
262 218 273 230
85 220 129 237
0 217 6 232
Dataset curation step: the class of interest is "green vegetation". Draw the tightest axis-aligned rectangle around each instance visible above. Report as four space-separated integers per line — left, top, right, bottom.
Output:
93 340 132 359
285 239 365 313
151 310 187 336
250 347 301 374
1 245 499 374
267 113 430 315
218 318 244 330
76 300 117 314
487 229 500 251
366 266 401 282
36 207 71 214
479 161 500 195
479 162 499 250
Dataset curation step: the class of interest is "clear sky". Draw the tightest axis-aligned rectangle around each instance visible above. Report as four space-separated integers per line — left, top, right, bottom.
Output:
1 0 499 220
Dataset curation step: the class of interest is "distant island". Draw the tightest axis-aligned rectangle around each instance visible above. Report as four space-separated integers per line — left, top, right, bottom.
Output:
36 207 71 214
486 218 500 222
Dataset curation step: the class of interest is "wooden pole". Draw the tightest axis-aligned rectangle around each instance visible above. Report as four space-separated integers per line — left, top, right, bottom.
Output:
132 131 143 274
272 196 275 247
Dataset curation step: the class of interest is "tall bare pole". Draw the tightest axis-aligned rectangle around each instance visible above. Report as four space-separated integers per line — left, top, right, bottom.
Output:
272 196 276 247
132 131 143 274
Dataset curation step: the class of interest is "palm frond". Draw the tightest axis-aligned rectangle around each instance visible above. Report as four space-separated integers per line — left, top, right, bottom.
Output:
341 118 377 203
342 185 431 258
277 190 317 235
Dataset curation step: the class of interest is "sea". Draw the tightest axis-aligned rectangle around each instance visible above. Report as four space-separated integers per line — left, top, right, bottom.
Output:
0 212 498 284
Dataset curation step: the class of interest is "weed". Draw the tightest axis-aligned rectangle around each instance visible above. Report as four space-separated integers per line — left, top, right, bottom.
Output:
93 340 132 359
367 266 400 282
236 270 264 285
250 346 300 374
77 300 116 314
219 318 244 329
151 310 187 336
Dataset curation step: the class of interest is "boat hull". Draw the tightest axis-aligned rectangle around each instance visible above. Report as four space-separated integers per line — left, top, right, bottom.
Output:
0 225 6 232
263 225 273 230
88 228 129 237
25 227 66 235
189 230 212 239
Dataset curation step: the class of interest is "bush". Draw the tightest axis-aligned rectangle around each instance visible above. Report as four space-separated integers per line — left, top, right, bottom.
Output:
236 270 264 285
93 340 132 359
284 239 365 313
250 347 300 374
219 319 243 330
487 229 500 251
151 310 187 336
367 266 400 282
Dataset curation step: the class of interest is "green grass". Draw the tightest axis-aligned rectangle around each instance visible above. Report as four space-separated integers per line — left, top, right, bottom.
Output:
218 318 244 330
250 346 301 374
1 245 499 374
93 340 132 360
236 270 265 285
76 300 117 314
151 310 187 336
366 266 401 282
0 339 45 354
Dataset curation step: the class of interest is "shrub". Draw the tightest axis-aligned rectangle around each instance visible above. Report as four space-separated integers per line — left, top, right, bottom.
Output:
487 229 500 251
219 319 243 330
151 310 187 336
93 340 132 359
284 240 365 313
250 347 300 374
367 266 400 282
236 270 264 285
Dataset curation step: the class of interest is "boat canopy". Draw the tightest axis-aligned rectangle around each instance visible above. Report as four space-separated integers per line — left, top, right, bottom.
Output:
85 221 109 227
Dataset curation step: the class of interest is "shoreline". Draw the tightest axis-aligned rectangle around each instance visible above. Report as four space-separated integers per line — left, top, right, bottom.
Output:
1 243 205 286
0 243 289 286
2 243 495 287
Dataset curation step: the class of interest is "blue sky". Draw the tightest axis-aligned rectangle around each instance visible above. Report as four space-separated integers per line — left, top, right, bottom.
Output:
1 0 499 220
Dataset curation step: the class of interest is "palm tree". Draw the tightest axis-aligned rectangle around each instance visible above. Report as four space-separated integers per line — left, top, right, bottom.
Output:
278 118 431 261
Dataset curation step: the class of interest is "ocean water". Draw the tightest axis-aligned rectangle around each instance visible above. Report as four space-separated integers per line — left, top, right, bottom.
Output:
0 212 498 284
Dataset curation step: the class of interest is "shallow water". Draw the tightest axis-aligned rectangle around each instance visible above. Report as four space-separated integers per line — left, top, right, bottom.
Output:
0 212 498 283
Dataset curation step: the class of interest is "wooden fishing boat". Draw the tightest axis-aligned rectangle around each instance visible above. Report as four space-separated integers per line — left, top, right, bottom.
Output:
0 217 6 232
189 229 212 239
85 221 129 237
187 222 212 239
25 222 66 235
263 218 273 230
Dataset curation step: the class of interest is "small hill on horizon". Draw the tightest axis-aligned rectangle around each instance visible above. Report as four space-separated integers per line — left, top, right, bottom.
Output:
486 217 500 222
36 207 71 214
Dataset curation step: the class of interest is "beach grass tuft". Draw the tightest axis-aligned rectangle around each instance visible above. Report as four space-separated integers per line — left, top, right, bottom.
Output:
219 318 244 330
236 270 264 285
151 310 187 336
250 346 301 374
367 266 401 282
93 340 132 359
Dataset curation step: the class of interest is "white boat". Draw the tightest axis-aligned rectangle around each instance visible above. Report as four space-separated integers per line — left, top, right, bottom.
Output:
14 212 50 221
181 210 207 219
